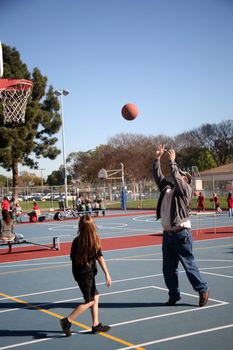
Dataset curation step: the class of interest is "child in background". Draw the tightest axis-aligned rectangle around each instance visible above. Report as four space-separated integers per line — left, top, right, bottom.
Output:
213 193 222 213
28 202 40 222
197 192 205 212
60 215 112 336
0 210 15 252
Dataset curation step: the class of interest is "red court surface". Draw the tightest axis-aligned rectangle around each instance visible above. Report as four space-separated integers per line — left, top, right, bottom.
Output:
1 226 233 263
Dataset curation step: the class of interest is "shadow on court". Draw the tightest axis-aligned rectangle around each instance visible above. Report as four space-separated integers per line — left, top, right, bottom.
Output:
0 301 197 310
0 329 62 339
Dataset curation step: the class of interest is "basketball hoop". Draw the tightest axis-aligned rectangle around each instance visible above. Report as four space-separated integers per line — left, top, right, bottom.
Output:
98 168 108 180
0 79 33 125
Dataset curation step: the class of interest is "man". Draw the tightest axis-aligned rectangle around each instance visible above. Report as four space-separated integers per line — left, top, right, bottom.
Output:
58 192 64 211
153 145 209 307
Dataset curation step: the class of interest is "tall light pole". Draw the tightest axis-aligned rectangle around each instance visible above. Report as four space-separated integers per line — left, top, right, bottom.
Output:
38 168 45 193
55 89 70 208
120 162 125 187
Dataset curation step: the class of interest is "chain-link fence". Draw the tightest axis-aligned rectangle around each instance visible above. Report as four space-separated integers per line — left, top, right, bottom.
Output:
1 176 232 211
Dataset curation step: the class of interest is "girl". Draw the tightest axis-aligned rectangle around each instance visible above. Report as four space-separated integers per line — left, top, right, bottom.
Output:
28 202 40 222
0 210 16 253
60 215 112 336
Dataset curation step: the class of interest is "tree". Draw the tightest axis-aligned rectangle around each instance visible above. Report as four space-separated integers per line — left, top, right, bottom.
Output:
67 150 100 187
17 171 42 187
176 147 217 172
0 44 62 198
188 120 233 166
0 174 7 187
47 166 72 186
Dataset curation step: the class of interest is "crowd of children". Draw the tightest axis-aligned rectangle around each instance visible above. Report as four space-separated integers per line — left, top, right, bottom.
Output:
75 196 106 216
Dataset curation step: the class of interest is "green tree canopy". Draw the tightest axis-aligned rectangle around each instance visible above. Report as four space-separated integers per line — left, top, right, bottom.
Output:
0 44 62 197
47 166 72 186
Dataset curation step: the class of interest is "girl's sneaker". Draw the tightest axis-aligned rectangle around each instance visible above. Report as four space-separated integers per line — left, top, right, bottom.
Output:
92 322 111 334
60 317 71 336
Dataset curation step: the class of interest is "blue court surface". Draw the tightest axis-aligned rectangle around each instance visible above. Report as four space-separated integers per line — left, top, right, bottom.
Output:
0 211 233 350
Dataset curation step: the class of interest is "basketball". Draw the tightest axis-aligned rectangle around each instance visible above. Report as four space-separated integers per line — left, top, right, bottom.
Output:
121 103 138 121
209 197 214 202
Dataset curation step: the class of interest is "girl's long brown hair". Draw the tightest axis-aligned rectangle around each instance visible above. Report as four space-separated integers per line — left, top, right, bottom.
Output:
75 215 101 265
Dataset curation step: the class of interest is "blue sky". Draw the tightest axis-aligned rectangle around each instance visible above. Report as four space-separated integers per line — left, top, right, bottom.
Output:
1 0 233 178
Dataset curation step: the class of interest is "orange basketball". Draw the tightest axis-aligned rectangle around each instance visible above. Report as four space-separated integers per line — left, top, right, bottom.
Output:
121 103 138 121
209 197 214 202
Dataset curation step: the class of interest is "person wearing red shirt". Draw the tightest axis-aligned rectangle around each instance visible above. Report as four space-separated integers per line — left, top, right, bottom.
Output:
227 193 233 217
1 196 10 214
28 202 40 222
197 192 205 212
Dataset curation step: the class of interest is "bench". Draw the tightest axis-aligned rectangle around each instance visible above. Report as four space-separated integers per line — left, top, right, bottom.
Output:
0 235 60 253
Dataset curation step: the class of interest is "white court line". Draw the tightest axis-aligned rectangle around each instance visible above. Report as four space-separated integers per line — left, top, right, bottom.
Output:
1 263 233 302
77 286 228 332
200 265 233 270
1 283 227 320
110 303 227 328
0 337 52 350
1 257 233 269
202 271 233 279
0 274 163 301
0 286 154 314
114 324 233 350
0 261 71 268
197 259 233 262
48 222 130 231
133 215 157 222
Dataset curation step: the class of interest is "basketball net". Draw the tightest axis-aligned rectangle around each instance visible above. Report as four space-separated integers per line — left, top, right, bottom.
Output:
0 79 33 124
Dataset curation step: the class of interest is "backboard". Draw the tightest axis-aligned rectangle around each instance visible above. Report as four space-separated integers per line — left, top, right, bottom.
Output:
98 168 108 180
0 41 3 78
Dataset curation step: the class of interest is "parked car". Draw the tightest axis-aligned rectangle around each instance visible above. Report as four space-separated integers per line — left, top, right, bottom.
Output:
31 193 44 201
41 193 59 201
17 195 24 202
22 194 33 201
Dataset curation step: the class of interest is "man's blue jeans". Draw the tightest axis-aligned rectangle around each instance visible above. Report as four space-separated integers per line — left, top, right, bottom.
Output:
162 229 208 298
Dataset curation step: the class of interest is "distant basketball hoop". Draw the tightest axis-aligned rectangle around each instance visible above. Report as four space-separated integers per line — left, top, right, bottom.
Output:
0 79 33 125
98 168 108 180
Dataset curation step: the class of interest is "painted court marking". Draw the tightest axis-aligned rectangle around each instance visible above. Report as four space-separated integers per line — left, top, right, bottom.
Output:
0 291 145 350
114 324 233 350
1 226 232 350
0 285 228 350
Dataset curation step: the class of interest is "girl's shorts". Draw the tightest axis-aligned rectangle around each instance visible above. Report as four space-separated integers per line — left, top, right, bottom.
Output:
76 270 99 303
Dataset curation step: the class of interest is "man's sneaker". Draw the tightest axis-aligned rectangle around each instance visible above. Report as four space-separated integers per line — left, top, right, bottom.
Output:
199 290 209 307
92 322 111 334
165 296 181 306
60 317 71 336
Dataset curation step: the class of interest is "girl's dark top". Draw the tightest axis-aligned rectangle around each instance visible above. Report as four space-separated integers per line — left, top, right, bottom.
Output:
70 236 103 281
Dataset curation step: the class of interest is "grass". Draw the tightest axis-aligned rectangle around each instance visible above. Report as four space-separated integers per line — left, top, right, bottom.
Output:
107 197 228 210
19 197 228 212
